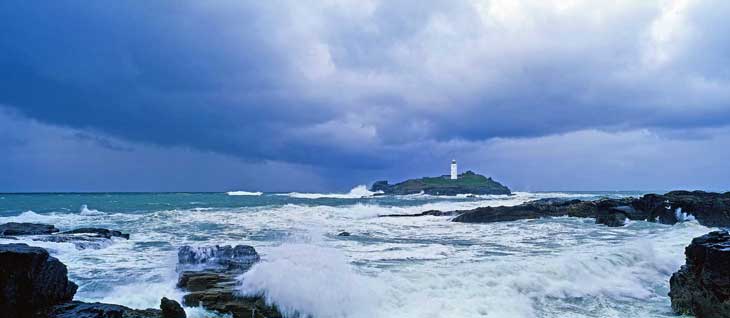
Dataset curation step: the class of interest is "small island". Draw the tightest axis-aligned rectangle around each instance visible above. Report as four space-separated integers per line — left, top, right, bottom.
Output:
371 167 511 196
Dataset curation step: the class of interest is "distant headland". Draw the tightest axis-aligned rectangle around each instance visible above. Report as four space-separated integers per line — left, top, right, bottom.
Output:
371 170 511 196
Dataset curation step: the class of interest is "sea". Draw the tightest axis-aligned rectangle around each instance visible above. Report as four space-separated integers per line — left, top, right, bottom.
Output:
0 188 714 318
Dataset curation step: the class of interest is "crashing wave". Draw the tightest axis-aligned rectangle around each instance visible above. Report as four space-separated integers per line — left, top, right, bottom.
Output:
283 185 380 199
227 191 264 196
79 204 105 216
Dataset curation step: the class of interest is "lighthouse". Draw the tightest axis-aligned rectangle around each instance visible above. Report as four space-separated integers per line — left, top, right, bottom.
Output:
450 160 457 180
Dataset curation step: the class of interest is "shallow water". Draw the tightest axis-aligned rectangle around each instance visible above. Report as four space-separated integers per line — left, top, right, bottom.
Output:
0 190 712 318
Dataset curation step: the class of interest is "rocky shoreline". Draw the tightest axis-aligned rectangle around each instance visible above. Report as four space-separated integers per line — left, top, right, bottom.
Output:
2 189 729 318
382 190 730 228
0 222 282 318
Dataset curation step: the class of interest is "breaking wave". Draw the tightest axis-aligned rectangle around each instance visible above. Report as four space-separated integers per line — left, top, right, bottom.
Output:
226 191 263 196
283 185 380 199
79 204 106 216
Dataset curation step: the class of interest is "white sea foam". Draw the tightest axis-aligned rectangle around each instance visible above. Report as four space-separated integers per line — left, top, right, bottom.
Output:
79 204 106 216
675 207 696 222
2 191 709 318
282 185 381 199
238 243 384 318
226 191 263 196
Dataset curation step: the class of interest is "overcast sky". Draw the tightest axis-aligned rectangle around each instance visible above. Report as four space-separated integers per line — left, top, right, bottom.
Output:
1 0 729 192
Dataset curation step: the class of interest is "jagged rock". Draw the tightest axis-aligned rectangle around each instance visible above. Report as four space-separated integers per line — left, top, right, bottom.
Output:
0 222 58 235
160 297 186 318
380 209 460 217
176 245 281 318
50 301 162 318
451 199 601 223
61 228 130 239
371 170 511 195
0 243 77 318
178 245 260 272
669 231 730 317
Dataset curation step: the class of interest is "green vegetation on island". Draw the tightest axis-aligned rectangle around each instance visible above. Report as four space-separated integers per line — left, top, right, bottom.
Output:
371 171 511 195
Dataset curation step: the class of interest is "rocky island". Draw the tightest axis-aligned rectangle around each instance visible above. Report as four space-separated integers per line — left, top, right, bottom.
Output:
371 170 511 195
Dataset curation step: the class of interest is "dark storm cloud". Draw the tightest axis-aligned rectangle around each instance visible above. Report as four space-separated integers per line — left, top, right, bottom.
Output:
1 0 730 191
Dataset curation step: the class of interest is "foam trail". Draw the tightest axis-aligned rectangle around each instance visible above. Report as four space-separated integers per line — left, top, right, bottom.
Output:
227 191 263 196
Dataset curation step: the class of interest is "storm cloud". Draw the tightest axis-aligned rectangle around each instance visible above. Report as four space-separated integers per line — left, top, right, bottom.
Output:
1 0 729 191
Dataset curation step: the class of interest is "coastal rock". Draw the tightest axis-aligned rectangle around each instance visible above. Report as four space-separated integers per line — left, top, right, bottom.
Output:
177 245 281 318
444 191 730 227
0 222 58 235
669 231 730 318
0 243 77 317
61 228 130 240
371 171 511 195
160 297 186 318
178 245 260 272
451 198 600 223
337 231 351 236
380 209 460 218
50 301 162 318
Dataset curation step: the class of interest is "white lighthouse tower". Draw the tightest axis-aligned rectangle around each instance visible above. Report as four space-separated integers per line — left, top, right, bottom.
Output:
450 160 458 180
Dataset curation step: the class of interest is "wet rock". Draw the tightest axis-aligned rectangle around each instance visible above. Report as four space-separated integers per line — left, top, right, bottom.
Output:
0 243 77 318
178 245 260 273
451 199 601 223
61 228 130 239
379 209 460 217
177 245 281 318
337 231 351 236
0 222 59 235
160 297 186 318
33 234 115 250
50 301 162 318
669 230 730 317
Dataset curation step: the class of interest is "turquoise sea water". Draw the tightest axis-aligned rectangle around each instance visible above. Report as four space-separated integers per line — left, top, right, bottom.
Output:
0 189 713 318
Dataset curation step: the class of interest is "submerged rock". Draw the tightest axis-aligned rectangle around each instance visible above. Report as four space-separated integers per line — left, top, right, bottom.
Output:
380 209 460 217
61 228 130 240
669 231 730 318
176 245 281 318
0 222 59 235
0 243 77 317
0 223 131 250
337 231 351 236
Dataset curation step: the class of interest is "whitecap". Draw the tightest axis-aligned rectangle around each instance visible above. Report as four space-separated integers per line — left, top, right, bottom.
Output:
227 191 263 196
283 185 380 199
79 204 106 216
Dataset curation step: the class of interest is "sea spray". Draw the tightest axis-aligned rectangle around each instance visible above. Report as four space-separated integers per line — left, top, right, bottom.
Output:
238 243 383 318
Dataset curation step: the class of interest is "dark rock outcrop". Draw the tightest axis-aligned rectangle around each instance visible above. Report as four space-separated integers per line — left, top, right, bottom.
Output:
0 222 59 235
160 297 186 318
372 170 511 195
177 245 260 272
0 242 185 318
50 301 162 318
61 228 130 240
177 245 281 318
0 243 77 318
337 231 351 236
380 209 461 218
0 223 131 250
669 231 730 318
451 198 603 223
430 191 730 227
